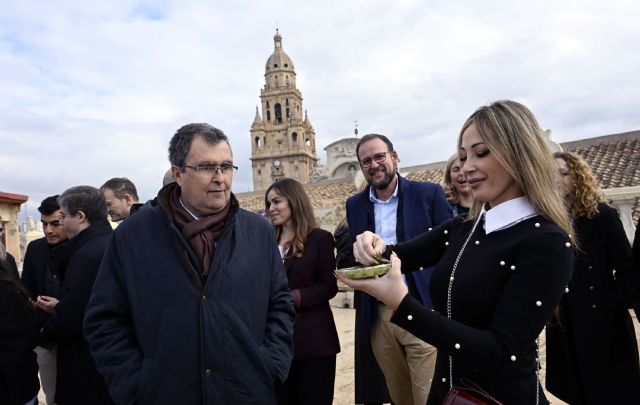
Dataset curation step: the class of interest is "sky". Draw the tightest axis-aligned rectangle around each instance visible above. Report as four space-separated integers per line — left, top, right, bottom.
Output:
1 0 639 221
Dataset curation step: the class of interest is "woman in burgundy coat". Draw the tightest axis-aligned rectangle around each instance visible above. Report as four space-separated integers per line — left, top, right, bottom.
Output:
265 178 340 405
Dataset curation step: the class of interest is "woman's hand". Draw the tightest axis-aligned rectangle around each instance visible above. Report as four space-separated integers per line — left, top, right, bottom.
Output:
354 231 387 265
36 295 59 314
337 253 408 310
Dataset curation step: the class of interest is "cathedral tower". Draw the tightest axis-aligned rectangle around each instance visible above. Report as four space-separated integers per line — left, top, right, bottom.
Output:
250 30 318 191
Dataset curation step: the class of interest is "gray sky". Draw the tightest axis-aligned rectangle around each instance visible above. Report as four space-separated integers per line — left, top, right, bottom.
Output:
1 0 639 221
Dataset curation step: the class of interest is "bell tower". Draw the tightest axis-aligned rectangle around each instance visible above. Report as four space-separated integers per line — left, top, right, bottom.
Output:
250 30 318 191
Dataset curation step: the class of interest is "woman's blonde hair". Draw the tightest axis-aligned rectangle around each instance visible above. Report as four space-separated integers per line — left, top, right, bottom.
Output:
457 100 574 238
265 178 318 258
554 151 605 219
442 153 461 205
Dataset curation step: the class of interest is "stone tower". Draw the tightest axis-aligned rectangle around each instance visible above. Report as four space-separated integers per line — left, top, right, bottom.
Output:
250 30 318 191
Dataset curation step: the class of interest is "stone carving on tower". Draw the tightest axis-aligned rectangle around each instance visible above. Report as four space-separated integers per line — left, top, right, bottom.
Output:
250 30 318 191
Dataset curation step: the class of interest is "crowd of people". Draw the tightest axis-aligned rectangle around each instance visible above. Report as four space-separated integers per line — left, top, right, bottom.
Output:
1 100 639 405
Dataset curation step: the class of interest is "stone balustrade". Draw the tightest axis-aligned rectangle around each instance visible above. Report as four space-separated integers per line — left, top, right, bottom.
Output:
604 185 640 243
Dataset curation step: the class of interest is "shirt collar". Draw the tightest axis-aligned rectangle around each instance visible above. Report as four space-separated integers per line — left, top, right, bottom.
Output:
368 175 399 204
481 196 537 234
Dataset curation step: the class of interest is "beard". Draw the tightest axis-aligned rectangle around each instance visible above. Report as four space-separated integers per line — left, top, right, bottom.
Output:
368 166 395 190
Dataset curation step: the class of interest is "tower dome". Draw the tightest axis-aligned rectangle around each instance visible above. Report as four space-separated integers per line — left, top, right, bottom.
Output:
265 29 295 74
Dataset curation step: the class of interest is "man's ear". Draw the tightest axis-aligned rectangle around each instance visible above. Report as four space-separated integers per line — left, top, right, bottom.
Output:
172 165 183 186
76 210 87 224
124 194 135 206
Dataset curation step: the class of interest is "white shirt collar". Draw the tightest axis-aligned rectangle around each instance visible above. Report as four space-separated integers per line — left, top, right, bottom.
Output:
481 196 538 234
368 174 399 204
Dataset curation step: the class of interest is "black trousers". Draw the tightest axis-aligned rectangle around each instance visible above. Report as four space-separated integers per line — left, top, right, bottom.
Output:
276 355 336 405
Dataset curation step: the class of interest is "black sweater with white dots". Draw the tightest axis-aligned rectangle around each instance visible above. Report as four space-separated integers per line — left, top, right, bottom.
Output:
389 215 574 405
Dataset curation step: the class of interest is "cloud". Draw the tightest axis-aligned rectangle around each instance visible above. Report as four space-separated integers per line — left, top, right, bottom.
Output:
1 0 639 217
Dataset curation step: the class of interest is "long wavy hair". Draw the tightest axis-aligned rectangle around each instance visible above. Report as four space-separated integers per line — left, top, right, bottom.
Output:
265 178 318 258
458 100 574 238
442 153 462 205
554 151 605 219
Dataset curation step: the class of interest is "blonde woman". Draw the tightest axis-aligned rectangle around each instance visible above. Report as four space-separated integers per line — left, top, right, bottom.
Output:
545 151 640 404
340 100 574 404
442 153 473 217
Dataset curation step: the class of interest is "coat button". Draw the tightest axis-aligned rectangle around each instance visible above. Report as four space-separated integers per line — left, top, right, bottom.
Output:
536 301 542 307
588 265 593 270
589 286 595 291
534 222 540 228
511 355 517 361
444 230 449 234
510 265 516 271
445 242 449 246
475 240 480 245
455 343 461 349
407 315 413 320
202 294 206 300
205 368 212 376
565 242 571 248
499 261 505 266
592 304 597 310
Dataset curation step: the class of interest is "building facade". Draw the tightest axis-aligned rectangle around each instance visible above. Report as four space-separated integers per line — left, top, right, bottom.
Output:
250 30 318 191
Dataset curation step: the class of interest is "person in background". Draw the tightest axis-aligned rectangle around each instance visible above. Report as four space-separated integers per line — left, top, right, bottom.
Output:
21 195 69 405
341 100 574 404
442 153 473 218
100 177 142 222
346 133 452 405
85 123 294 404
0 260 40 405
265 178 340 405
0 218 19 280
546 151 640 404
36 186 113 405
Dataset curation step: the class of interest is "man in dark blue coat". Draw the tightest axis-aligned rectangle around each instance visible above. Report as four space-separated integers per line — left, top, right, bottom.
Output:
346 133 452 405
36 186 113 405
85 123 295 405
21 195 68 405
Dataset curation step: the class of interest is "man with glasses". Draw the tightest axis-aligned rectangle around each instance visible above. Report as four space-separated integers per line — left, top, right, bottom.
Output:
36 186 113 405
21 195 69 404
85 123 295 404
100 177 142 222
346 134 452 405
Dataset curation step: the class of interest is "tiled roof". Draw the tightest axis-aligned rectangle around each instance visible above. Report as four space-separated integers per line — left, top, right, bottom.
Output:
237 130 640 224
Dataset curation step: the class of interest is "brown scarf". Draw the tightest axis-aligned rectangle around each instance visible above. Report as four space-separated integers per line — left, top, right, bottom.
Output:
169 187 237 277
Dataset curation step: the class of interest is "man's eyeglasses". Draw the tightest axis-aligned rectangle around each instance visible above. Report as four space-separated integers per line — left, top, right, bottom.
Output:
359 152 390 169
183 164 238 176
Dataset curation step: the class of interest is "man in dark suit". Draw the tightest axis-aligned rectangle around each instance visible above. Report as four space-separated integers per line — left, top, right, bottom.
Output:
36 186 113 405
21 195 68 405
346 134 452 405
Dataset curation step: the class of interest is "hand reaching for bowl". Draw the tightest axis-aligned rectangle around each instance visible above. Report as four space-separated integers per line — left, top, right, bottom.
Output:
353 231 388 265
337 252 408 311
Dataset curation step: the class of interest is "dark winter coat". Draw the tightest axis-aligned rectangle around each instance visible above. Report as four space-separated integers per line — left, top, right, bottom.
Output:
345 175 453 403
84 186 295 405
390 215 573 405
546 203 640 404
0 280 40 405
21 237 66 348
283 228 340 360
41 219 113 405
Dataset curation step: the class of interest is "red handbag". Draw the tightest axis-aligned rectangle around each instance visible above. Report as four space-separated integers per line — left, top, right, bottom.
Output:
443 378 502 405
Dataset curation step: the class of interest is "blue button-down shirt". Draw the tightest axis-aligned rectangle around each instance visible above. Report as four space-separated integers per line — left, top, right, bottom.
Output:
368 179 399 245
